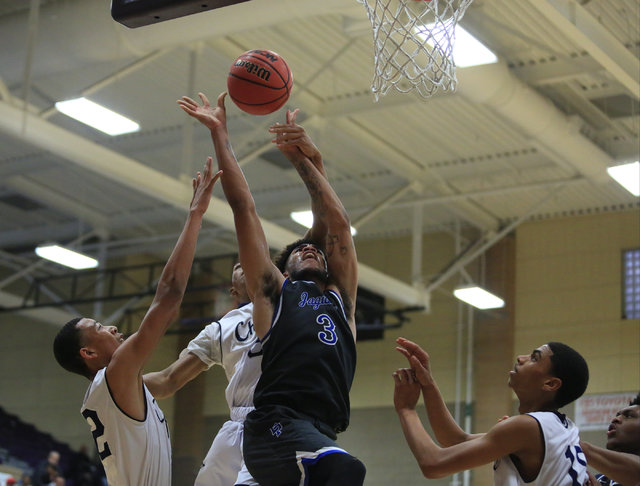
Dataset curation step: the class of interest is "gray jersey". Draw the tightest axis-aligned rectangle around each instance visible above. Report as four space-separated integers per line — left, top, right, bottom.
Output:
81 368 171 486
493 411 587 486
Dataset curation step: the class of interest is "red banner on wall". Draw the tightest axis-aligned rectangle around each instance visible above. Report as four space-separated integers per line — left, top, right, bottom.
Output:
574 393 635 430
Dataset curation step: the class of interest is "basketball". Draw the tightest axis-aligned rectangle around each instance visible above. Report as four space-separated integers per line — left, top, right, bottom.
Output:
227 49 293 115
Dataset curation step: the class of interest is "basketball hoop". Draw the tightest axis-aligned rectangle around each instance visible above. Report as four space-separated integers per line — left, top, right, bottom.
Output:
357 0 474 100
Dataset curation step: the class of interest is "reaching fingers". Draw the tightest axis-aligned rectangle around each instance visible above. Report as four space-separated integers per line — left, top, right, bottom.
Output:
397 337 429 359
179 96 197 107
273 135 306 146
198 92 211 107
286 108 300 125
393 368 417 384
217 92 227 108
396 346 411 360
269 124 304 134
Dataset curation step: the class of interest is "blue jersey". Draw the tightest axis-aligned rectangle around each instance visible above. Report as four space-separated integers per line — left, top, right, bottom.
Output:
253 278 356 433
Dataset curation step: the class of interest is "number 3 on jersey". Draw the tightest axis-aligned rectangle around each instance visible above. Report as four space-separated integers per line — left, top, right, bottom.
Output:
316 314 338 345
82 408 112 460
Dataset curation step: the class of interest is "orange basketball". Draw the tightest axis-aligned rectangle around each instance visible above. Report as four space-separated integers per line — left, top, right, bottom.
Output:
227 49 293 115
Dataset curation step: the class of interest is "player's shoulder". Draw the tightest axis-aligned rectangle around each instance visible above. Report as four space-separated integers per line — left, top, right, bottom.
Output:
215 302 252 324
488 413 541 439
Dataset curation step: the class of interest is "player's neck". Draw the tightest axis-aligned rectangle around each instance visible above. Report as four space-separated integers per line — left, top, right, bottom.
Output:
517 397 557 414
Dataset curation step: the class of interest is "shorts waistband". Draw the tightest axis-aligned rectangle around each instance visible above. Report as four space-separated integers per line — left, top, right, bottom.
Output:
230 406 255 422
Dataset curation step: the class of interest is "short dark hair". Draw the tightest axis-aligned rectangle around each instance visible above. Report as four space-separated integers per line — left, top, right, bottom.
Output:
630 393 640 407
53 317 90 378
547 342 589 408
274 237 322 273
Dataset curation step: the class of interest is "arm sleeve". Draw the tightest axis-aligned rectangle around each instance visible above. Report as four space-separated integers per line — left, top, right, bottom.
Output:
179 321 222 368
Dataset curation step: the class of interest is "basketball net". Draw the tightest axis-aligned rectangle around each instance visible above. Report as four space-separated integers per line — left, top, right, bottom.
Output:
357 0 473 100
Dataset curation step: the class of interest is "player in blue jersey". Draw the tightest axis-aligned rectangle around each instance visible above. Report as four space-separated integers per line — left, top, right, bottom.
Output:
177 91 365 486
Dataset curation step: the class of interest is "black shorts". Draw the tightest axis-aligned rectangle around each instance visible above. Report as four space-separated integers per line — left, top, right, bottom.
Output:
243 405 350 486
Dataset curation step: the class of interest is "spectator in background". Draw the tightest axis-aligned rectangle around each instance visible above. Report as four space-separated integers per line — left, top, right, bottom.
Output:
19 473 31 486
32 451 59 486
65 445 102 486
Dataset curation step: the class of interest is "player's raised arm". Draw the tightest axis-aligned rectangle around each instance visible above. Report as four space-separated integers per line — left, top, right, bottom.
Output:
580 441 640 486
396 337 482 446
270 110 328 244
393 367 539 479
107 157 219 415
178 92 283 338
271 111 357 335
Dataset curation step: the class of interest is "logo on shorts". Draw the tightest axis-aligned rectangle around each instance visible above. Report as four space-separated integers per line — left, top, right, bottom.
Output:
270 422 283 438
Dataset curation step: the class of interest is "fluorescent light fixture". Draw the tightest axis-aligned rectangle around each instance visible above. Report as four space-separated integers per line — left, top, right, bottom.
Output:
55 97 140 136
454 285 504 309
35 244 99 270
607 161 640 196
415 24 498 68
290 210 357 236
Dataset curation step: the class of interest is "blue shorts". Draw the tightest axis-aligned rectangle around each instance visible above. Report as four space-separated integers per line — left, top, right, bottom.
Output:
243 405 351 486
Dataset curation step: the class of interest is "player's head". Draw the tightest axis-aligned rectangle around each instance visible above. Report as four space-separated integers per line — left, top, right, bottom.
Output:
230 262 250 305
275 238 329 284
509 342 588 409
606 392 640 454
53 317 124 379
547 342 589 408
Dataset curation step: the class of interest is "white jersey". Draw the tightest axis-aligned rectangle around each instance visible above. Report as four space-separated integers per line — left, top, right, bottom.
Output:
180 303 262 485
180 303 262 409
81 368 171 486
493 411 587 486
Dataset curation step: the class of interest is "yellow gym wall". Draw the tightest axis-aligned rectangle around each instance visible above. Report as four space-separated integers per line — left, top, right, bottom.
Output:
0 208 638 486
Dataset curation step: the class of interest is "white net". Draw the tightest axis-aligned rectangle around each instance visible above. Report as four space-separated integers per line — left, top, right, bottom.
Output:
357 0 474 100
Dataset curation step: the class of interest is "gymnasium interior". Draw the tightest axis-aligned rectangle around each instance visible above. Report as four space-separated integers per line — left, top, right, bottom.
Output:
0 0 638 484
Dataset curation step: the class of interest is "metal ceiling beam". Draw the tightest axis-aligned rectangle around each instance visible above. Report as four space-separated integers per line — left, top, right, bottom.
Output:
425 183 570 293
0 289 75 325
0 98 429 308
510 56 603 86
457 61 614 181
526 0 640 99
334 118 500 231
0 0 360 86
6 175 110 228
391 176 586 209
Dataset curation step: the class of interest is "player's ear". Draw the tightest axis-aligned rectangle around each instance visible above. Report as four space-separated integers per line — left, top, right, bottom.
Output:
79 347 96 361
230 287 238 298
543 376 562 393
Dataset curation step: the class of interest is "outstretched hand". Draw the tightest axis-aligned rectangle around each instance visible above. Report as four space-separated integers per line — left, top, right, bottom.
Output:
190 156 222 215
393 367 421 412
396 337 434 388
178 92 227 132
269 109 325 176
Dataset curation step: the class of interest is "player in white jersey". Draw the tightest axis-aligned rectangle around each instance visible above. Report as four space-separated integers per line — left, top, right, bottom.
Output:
493 411 584 485
81 367 171 485
393 338 590 485
144 262 262 486
53 158 221 486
